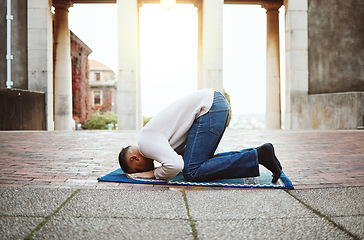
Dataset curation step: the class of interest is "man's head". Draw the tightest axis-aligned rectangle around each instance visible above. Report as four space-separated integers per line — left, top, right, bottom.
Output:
118 146 154 173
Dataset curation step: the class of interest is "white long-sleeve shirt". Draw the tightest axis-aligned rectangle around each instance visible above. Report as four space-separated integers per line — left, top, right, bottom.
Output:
138 89 215 180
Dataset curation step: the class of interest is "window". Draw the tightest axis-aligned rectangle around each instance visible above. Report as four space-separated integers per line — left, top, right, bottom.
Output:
93 90 102 106
95 72 101 81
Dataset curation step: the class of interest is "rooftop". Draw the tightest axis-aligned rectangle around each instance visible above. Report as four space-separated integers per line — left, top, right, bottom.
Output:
89 59 113 70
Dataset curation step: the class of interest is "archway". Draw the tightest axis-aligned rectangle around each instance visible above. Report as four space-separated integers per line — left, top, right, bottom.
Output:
117 0 224 130
117 0 283 130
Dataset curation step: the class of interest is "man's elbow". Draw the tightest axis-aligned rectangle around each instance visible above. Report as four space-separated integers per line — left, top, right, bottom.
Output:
162 162 184 179
175 161 184 174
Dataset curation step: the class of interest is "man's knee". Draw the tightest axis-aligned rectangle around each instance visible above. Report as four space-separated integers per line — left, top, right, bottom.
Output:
183 171 198 182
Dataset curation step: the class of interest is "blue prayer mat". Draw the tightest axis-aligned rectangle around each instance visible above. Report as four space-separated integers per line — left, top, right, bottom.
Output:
98 169 294 189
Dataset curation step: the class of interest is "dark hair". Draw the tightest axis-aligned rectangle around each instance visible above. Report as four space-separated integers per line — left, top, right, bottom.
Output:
118 146 131 173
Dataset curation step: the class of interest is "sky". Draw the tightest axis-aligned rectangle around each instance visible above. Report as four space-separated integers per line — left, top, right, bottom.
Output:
68 3 285 117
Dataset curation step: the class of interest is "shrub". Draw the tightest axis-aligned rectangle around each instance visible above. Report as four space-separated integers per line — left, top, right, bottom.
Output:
82 111 117 130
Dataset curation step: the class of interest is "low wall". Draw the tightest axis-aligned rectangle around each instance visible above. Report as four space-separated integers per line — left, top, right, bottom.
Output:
292 92 364 129
0 88 46 130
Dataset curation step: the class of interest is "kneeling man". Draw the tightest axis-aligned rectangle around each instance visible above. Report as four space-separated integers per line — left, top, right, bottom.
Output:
118 89 282 183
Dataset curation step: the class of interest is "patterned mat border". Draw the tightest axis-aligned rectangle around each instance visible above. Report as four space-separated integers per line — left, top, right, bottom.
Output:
98 169 294 189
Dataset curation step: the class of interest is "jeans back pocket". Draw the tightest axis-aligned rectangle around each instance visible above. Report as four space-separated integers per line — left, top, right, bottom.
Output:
209 109 229 135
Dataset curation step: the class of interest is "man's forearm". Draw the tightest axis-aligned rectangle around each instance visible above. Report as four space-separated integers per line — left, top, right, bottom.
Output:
128 169 155 179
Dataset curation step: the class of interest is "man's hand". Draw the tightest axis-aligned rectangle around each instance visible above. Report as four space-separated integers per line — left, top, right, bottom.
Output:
128 169 155 179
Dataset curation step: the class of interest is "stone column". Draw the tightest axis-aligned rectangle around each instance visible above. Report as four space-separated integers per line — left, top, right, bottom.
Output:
117 0 141 130
53 0 73 130
28 0 54 130
284 0 308 129
197 1 203 90
263 3 282 129
198 0 224 93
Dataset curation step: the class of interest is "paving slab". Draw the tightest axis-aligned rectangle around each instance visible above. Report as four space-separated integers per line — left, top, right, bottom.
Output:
331 216 364 240
195 218 351 240
34 217 193 240
289 187 364 216
0 216 44 239
185 190 316 220
57 189 188 219
0 187 76 217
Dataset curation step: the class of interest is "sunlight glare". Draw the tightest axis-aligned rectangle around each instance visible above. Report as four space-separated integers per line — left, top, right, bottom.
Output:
139 4 198 116
161 0 176 10
223 5 267 115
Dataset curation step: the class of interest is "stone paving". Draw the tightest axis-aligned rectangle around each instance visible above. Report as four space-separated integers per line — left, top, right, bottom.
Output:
0 130 363 239
0 129 363 190
0 186 363 239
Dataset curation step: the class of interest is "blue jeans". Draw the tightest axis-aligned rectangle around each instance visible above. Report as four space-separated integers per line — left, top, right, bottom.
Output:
182 91 259 182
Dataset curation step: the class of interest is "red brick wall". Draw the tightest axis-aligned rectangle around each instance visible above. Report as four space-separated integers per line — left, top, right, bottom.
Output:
71 33 92 124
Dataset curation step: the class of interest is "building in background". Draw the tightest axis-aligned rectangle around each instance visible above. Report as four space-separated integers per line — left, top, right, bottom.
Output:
88 60 117 114
71 31 92 125
0 0 362 130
